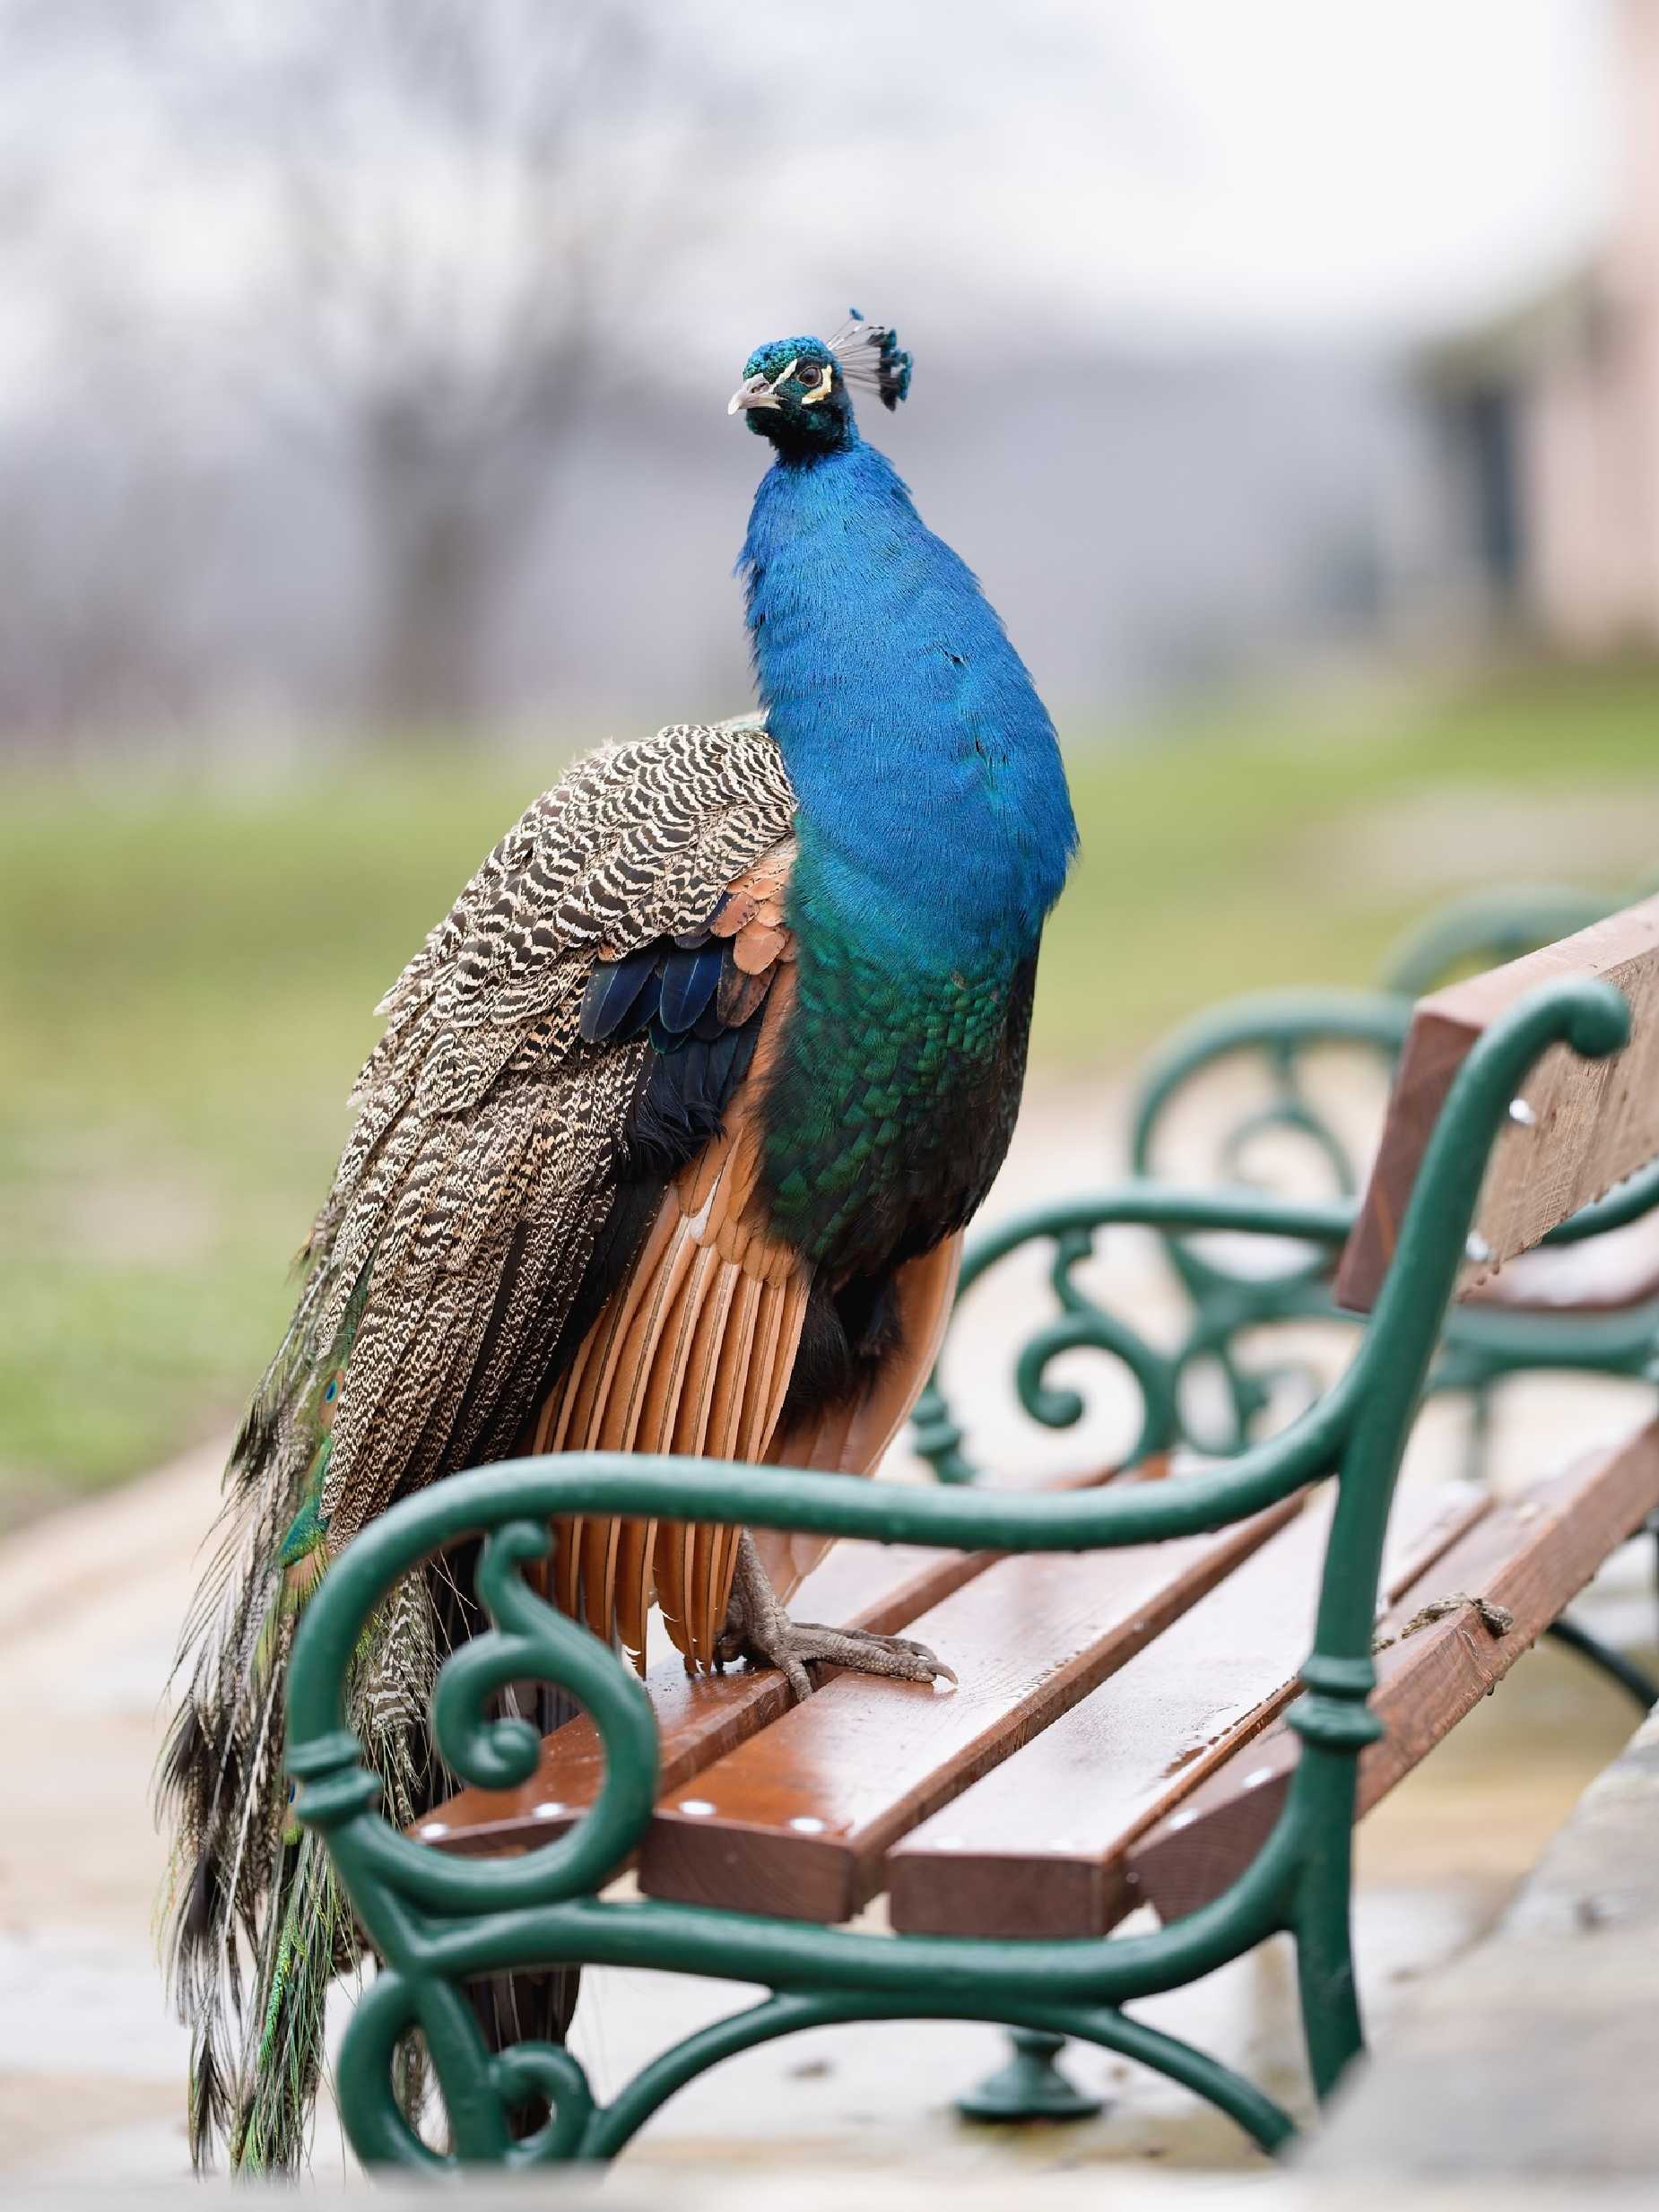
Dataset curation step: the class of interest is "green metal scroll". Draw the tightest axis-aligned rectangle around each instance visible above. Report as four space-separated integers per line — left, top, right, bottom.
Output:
909 1183 1356 1484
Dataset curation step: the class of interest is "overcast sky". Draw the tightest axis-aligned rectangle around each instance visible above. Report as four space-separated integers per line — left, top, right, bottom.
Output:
0 0 1622 412
692 0 1618 351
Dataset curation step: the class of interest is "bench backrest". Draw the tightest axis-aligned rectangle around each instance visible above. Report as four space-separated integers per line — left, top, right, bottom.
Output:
1336 896 1659 1314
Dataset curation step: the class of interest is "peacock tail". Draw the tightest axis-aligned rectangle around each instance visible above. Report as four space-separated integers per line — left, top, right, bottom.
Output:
230 1570 439 2171
156 1259 421 2167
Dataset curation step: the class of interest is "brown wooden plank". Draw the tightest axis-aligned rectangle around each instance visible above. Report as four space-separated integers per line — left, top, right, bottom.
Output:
1471 1204 1659 1314
636 1494 1306 1923
1130 1420 1659 1926
1336 896 1659 1313
886 1478 1488 1938
420 1463 1125 1857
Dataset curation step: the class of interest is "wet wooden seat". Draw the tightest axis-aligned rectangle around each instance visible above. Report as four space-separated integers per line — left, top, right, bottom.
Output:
423 1473 1122 1861
421 901 1659 1937
894 1427 1659 1938
423 1429 1659 1926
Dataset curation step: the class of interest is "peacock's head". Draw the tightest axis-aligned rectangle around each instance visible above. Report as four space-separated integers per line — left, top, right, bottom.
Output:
729 312 911 455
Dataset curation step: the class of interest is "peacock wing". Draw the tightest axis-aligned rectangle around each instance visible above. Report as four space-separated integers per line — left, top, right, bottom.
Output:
159 717 798 2169
308 722 799 1553
534 842 963 1665
542 1165 963 1667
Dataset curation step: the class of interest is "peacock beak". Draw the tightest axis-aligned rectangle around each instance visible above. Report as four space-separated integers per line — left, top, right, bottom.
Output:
727 364 792 415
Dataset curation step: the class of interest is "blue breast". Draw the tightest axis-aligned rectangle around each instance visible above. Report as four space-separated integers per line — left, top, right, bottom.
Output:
740 439 1076 970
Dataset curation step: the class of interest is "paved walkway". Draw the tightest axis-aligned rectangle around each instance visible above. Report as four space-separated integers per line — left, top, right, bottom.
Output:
2 1076 1654 2184
1311 1701 1659 2178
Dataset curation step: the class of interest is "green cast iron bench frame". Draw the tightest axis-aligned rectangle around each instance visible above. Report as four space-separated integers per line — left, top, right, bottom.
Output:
286 926 1659 2175
1110 882 1659 1469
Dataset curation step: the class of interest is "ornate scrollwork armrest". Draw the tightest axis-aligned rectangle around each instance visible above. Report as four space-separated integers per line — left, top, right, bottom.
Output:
913 1184 1356 1483
287 1509 660 1944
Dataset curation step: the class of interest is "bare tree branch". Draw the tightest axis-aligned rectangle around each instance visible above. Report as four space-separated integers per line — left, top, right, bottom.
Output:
1 0 764 735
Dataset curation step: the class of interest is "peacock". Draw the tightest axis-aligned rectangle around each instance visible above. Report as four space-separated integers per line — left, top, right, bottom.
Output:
160 312 1077 2169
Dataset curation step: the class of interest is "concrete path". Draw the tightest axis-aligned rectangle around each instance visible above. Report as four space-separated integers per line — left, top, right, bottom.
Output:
2 1074 1654 2186
1310 1700 1659 2178
11 2172 1659 2212
0 1434 214 2178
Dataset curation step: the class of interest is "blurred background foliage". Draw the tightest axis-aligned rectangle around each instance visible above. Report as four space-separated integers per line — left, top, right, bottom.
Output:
2 0 1656 1518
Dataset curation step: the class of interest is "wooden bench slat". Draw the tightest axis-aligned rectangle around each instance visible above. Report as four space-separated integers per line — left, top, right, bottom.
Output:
635 1494 1304 1923
1471 1205 1659 1314
886 1478 1488 1938
1129 1420 1659 1927
425 1467 1119 1857
1337 895 1659 1313
427 1536 1003 1856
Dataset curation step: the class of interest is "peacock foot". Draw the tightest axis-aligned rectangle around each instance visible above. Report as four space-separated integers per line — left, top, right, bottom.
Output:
717 1531 957 1701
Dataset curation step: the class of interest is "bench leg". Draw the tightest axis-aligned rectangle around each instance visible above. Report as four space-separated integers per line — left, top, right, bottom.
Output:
1292 1827 1365 2103
1545 1615 1659 1711
1462 1381 1495 1488
955 2030 1104 2124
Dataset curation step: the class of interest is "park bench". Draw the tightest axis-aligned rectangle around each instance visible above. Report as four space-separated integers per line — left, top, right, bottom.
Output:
286 895 1659 2175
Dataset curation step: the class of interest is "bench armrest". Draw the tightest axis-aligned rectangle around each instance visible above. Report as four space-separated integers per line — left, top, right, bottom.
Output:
913 1180 1357 1482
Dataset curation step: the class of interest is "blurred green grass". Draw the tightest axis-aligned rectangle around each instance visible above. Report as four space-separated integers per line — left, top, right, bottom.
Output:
4 665 1657 1521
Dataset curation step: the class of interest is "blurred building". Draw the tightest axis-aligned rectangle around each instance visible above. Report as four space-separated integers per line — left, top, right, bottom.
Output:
1424 0 1659 650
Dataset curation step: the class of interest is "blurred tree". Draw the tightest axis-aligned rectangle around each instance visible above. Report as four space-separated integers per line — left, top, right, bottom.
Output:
0 0 750 740
224 0 745 734
0 0 219 749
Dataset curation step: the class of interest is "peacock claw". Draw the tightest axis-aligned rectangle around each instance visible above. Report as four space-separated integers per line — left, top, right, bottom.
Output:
718 1531 957 1700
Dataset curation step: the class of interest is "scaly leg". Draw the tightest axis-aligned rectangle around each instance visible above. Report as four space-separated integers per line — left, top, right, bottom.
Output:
716 1531 957 1700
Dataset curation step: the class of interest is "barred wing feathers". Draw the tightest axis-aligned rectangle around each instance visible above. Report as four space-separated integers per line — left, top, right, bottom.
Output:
310 717 799 1546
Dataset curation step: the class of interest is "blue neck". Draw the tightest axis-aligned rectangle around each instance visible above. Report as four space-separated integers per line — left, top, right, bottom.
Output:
740 437 1075 970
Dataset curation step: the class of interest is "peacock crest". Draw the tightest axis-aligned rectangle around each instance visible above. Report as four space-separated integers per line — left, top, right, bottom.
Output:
828 308 913 410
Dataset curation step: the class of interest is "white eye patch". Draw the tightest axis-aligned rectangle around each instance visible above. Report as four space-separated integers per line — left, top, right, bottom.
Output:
799 362 835 406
